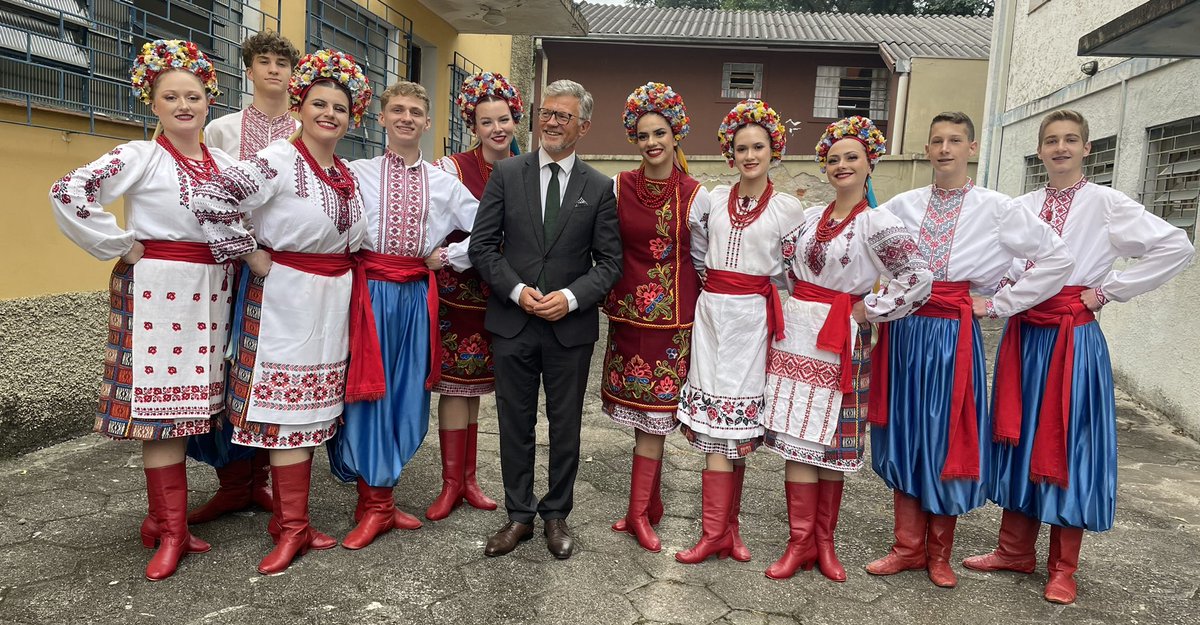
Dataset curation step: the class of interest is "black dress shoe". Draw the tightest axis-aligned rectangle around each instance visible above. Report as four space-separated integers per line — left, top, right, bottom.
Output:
544 518 574 559
484 520 534 557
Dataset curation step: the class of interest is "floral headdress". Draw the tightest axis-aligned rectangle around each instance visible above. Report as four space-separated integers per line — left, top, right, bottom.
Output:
130 39 221 105
622 82 689 143
289 49 373 128
717 99 785 165
815 115 887 173
456 71 524 126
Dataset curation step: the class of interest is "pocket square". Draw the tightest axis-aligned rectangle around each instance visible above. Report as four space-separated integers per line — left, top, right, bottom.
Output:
574 197 589 207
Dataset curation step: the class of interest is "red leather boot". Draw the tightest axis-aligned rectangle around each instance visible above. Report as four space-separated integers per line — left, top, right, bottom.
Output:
962 509 1039 573
814 479 846 582
425 429 466 520
865 490 928 575
612 454 662 552
462 423 497 510
728 464 751 562
144 463 210 581
342 478 395 550
675 470 735 564
765 481 819 579
1044 525 1084 604
612 453 664 534
257 459 335 574
926 514 959 588
186 459 255 524
249 450 274 510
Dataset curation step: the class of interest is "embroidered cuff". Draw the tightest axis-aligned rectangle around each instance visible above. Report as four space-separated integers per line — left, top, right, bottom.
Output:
438 247 449 270
985 299 999 319
1094 286 1109 307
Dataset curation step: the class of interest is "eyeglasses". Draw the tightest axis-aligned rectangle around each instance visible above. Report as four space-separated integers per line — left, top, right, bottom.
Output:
536 107 577 124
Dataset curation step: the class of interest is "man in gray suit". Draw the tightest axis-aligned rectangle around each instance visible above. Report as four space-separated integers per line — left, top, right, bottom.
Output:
468 79 621 559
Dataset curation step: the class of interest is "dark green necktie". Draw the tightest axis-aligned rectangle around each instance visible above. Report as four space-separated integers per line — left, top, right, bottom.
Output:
544 161 561 243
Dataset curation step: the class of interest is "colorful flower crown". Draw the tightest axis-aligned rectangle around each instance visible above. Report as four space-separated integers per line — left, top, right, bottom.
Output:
717 99 785 165
622 82 690 144
456 71 524 126
130 39 221 105
289 49 373 128
815 115 887 172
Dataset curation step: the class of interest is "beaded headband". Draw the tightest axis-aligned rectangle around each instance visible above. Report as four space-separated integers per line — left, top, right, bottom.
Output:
130 39 221 106
289 49 373 129
622 82 690 144
456 71 524 126
815 115 887 173
717 99 785 165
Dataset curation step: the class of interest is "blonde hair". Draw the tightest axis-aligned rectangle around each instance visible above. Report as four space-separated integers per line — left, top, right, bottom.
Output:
379 81 430 113
1038 109 1090 144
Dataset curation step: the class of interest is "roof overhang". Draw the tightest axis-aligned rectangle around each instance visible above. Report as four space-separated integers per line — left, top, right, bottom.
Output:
414 0 587 35
1078 0 1200 58
539 34 881 54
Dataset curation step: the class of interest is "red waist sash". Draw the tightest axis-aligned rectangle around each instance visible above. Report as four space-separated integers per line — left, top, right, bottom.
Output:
353 250 441 397
790 281 864 393
264 248 378 404
705 269 785 341
994 286 1096 488
141 240 219 264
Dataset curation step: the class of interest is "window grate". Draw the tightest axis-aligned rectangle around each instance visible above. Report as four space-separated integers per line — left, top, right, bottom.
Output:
444 51 481 157
307 0 411 160
1141 116 1200 241
0 0 277 140
721 62 761 100
1021 135 1118 194
813 65 888 121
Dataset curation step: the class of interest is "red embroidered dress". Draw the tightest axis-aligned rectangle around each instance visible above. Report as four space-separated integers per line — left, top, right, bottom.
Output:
600 170 709 434
433 147 502 396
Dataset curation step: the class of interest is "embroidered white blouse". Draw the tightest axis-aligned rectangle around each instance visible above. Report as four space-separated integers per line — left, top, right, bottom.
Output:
204 106 298 160
881 181 1072 317
348 151 478 271
1005 179 1194 303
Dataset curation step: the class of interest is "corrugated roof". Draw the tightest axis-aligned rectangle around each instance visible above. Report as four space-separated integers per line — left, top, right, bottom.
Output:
573 3 991 68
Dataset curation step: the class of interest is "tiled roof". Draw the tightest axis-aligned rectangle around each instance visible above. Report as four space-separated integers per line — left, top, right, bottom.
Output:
572 3 992 69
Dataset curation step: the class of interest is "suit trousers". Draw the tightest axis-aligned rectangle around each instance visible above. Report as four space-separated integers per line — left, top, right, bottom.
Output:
492 316 594 524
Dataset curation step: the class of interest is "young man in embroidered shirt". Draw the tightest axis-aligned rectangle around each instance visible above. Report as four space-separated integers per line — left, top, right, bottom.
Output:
203 30 300 160
866 111 1071 588
185 30 301 526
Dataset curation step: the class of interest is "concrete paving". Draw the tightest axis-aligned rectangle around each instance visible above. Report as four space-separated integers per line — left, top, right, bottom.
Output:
1 321 1199 625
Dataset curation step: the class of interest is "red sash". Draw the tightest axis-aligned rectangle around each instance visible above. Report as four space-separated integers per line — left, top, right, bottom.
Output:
141 240 219 264
266 249 380 404
704 269 785 341
994 286 1095 488
790 281 863 393
352 249 441 398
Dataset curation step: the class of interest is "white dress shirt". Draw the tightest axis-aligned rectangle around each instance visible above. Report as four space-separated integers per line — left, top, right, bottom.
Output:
509 147 581 311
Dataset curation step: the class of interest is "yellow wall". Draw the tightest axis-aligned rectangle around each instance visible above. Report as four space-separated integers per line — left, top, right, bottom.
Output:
901 58 989 156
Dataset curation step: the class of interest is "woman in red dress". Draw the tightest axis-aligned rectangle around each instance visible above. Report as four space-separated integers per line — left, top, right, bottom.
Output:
603 82 710 552
427 72 524 519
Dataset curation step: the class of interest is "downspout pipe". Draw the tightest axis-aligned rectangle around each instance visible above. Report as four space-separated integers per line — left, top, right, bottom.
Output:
979 0 1018 189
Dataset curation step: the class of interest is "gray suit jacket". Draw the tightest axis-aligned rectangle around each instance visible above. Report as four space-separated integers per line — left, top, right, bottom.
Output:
468 151 622 347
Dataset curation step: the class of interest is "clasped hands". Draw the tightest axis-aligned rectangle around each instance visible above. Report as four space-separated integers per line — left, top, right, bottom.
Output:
519 286 569 321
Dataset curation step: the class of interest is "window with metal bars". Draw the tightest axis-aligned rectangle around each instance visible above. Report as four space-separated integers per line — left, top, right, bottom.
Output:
1021 135 1118 194
721 62 761 100
1141 116 1200 241
445 51 481 157
813 66 888 120
306 0 411 161
0 0 270 139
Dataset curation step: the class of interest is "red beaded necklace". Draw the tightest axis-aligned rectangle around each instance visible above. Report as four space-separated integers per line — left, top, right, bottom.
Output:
295 137 355 199
156 134 219 182
726 179 775 229
473 146 495 184
634 164 680 211
813 198 869 242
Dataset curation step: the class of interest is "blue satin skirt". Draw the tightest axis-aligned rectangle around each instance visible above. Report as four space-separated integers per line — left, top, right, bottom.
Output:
870 316 990 516
987 320 1116 531
327 279 432 488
